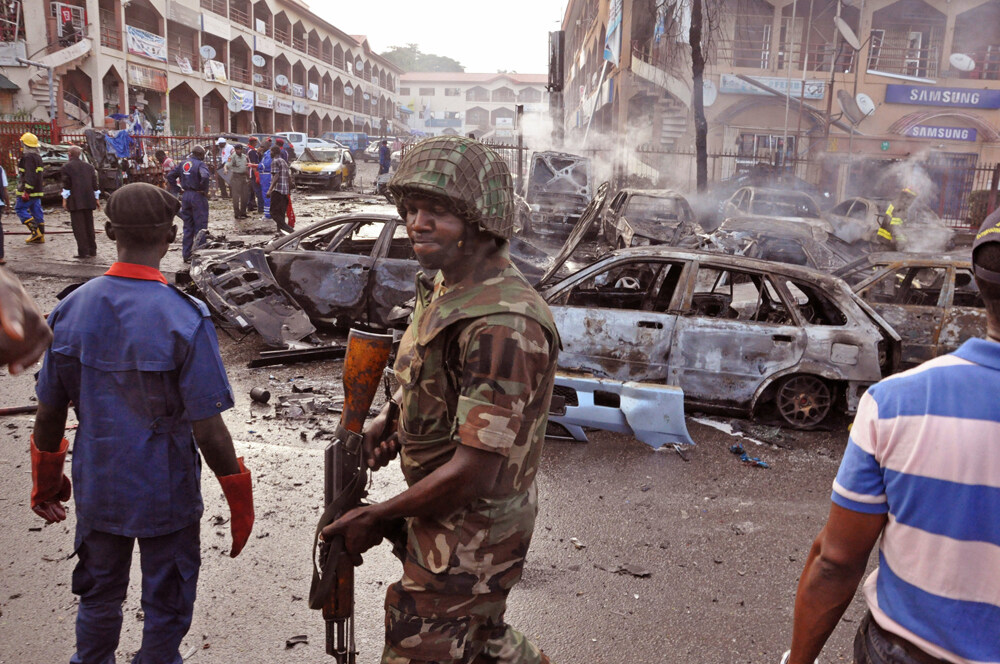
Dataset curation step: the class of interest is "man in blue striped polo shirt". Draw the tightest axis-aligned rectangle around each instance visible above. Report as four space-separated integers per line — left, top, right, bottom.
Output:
784 208 1000 664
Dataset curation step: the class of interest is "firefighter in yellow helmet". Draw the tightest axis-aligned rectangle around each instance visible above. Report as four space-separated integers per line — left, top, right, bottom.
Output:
16 132 46 244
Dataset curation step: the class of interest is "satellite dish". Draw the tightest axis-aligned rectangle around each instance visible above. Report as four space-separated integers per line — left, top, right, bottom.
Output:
702 79 718 107
199 45 217 60
253 73 263 84
949 53 976 72
837 89 865 124
363 93 370 100
275 74 289 86
371 97 377 105
355 59 363 71
834 16 861 51
252 54 265 67
228 98 243 113
343 87 354 97
855 93 876 117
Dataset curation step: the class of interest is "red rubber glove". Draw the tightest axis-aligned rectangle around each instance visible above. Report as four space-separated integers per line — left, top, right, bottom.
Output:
30 435 72 523
217 457 253 557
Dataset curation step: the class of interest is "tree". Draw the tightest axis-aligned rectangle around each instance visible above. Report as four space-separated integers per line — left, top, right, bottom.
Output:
690 0 707 193
380 44 465 73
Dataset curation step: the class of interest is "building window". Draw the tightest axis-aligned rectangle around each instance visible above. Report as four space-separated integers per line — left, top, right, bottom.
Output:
730 0 774 69
444 87 460 96
418 87 435 96
399 87 410 95
517 87 542 102
466 86 489 102
736 133 796 169
491 87 515 102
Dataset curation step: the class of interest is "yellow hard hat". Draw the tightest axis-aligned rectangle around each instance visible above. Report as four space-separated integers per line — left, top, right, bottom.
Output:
20 132 39 148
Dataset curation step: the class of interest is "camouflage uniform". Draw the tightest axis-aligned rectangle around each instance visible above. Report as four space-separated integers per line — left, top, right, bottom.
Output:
384 245 560 664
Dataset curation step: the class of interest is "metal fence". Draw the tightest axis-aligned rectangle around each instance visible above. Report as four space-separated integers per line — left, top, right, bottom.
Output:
59 132 226 185
0 120 58 178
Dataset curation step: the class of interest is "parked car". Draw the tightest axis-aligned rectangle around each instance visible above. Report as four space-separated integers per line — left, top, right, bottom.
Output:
275 131 308 158
825 197 889 244
834 252 985 369
531 205 900 429
307 137 345 149
522 151 593 237
210 213 554 330
290 147 353 190
703 217 864 272
721 187 834 234
602 188 703 249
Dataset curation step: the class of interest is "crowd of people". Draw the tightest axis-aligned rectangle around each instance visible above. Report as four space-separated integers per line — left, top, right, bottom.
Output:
1 136 998 664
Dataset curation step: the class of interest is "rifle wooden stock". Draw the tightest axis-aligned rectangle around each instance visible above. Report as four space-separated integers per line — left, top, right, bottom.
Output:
315 329 393 663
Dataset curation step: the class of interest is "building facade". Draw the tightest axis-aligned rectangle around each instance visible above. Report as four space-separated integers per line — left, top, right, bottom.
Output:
398 72 549 139
562 0 1000 218
0 0 405 136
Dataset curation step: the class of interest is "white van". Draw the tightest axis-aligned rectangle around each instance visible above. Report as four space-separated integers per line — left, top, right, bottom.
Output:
275 132 307 159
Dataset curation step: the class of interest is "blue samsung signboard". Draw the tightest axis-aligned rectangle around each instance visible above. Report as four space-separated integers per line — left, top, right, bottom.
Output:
905 125 978 141
885 84 1000 109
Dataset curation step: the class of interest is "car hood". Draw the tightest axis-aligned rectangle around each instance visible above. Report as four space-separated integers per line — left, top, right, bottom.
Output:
627 218 690 241
294 161 341 172
536 181 610 288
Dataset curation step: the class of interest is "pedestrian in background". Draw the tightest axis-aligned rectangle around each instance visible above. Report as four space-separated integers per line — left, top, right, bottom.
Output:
784 208 1000 664
0 166 9 265
225 144 249 220
154 149 175 193
15 132 45 244
265 145 292 233
60 145 100 258
167 146 211 263
246 136 262 213
29 183 253 664
377 139 390 175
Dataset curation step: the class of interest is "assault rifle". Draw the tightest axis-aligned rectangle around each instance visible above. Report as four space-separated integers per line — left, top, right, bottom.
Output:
309 329 394 663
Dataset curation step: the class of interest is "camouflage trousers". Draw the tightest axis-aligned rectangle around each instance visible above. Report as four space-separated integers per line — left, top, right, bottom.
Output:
381 616 546 664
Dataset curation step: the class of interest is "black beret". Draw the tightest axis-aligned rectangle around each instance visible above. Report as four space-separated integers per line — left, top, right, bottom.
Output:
106 183 180 228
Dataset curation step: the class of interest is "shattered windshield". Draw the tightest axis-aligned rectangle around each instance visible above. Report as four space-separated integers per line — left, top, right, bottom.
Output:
751 192 819 218
624 195 684 222
302 149 343 163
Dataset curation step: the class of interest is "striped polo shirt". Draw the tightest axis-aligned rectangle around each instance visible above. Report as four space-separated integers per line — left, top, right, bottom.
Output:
833 338 1000 664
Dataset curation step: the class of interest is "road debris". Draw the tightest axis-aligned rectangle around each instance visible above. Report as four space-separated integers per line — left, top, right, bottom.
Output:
729 443 770 469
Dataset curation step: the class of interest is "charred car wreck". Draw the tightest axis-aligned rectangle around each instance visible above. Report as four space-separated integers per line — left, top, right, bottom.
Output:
522 151 593 237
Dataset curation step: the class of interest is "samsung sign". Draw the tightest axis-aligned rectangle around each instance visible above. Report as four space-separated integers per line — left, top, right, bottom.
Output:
885 84 1000 109
905 125 978 142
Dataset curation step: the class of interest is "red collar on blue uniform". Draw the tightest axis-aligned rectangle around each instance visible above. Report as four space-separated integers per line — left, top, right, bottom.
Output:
105 262 167 284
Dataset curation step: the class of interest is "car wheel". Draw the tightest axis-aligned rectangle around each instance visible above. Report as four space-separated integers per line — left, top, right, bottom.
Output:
775 375 832 429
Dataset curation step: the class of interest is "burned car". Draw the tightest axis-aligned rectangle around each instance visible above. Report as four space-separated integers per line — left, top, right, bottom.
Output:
721 186 834 234
602 188 703 249
825 197 888 245
522 151 593 236
290 147 354 190
237 213 553 330
703 217 863 272
834 252 985 369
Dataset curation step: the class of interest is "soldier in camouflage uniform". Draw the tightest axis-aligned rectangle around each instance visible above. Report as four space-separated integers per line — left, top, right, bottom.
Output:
323 136 559 664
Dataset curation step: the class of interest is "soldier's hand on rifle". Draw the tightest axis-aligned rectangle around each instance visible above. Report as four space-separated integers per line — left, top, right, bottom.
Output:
322 505 384 565
362 400 401 471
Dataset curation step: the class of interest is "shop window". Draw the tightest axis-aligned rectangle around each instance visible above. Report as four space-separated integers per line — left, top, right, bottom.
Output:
418 87 435 96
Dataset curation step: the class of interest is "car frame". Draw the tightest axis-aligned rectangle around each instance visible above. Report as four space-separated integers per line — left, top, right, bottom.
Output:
602 188 703 249
722 186 834 234
703 217 864 272
539 246 900 428
290 147 353 190
834 251 985 369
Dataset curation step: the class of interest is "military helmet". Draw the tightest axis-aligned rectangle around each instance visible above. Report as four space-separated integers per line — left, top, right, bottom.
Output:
20 132 39 148
388 135 514 240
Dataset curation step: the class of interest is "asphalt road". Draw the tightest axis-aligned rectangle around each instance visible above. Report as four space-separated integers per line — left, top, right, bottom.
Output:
0 173 873 663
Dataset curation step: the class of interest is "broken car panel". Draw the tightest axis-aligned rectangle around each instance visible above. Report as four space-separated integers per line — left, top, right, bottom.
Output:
523 151 593 236
602 188 703 249
834 251 985 369
721 186 834 235
703 217 863 272
541 247 900 429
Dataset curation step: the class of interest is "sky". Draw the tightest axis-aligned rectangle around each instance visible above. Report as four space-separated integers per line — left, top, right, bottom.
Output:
311 0 568 74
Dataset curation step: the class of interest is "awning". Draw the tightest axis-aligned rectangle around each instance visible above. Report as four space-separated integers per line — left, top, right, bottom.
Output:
0 73 19 90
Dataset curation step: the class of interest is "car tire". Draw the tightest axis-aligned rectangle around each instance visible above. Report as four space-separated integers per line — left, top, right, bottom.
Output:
774 375 833 429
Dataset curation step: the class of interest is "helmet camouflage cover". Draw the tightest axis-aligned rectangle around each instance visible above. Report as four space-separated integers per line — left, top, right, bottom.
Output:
388 135 514 239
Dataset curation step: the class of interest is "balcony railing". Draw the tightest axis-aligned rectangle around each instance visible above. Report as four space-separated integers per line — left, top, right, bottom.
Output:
168 45 197 68
274 27 290 46
230 5 251 28
307 43 320 59
292 37 306 52
99 10 121 50
867 40 940 79
322 49 332 64
777 42 856 73
255 19 271 37
200 0 227 18
230 64 252 86
320 92 332 105
958 46 1000 80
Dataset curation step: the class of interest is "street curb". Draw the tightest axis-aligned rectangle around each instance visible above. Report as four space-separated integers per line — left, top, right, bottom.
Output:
2 258 178 282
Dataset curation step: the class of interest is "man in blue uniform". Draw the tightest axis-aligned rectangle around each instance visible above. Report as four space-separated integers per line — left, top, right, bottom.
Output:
30 183 254 664
259 144 273 220
167 146 211 262
246 136 262 213
16 132 46 244
378 139 391 175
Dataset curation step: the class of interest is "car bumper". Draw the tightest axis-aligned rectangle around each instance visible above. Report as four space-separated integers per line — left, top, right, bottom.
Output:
293 172 340 186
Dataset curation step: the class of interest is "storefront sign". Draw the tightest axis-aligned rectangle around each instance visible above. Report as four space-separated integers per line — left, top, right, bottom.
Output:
275 98 293 115
201 12 231 40
353 115 368 126
292 83 305 98
0 41 27 67
127 63 168 92
256 91 274 109
126 25 167 63
175 55 193 74
166 1 200 30
254 35 275 57
905 125 978 141
307 83 319 101
204 59 227 83
231 87 254 111
885 84 1000 109
719 74 825 100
